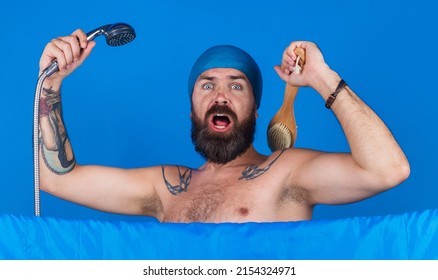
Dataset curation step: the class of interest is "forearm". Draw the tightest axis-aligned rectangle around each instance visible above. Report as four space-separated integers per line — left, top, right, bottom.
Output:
316 72 409 184
39 79 76 178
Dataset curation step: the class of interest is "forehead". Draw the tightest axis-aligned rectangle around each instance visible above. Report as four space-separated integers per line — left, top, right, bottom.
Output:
196 68 250 82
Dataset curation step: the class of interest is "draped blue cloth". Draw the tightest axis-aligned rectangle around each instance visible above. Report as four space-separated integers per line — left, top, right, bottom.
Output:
1 209 437 259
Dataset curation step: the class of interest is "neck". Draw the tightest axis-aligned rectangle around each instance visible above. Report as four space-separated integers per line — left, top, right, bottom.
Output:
200 145 265 171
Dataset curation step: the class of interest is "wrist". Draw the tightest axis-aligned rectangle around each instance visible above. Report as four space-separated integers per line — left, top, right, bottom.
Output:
42 78 62 92
309 66 342 100
39 85 61 117
325 79 347 109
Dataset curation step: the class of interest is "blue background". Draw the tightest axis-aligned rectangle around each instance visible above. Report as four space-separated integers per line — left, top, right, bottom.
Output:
0 0 436 222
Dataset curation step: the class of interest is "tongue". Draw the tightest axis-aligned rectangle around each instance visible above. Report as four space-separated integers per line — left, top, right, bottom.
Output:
215 119 229 126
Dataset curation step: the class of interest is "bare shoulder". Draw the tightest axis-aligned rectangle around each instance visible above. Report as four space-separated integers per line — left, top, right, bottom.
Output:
234 148 317 183
267 147 323 172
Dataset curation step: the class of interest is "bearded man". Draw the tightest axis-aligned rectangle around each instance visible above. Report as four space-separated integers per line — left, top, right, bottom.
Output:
38 29 409 222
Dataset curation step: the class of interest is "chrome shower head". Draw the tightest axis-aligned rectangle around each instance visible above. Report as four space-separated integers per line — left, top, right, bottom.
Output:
86 22 136 46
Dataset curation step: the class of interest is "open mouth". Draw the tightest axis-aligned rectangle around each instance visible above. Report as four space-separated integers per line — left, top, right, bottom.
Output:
210 114 233 131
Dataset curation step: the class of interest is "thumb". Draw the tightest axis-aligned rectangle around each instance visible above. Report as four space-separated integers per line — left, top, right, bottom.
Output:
274 65 289 83
274 65 306 87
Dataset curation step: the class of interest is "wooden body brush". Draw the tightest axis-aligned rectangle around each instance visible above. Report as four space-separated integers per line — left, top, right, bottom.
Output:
267 47 305 151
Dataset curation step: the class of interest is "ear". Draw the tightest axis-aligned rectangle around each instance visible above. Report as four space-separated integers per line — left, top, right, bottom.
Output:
255 109 259 119
190 112 193 119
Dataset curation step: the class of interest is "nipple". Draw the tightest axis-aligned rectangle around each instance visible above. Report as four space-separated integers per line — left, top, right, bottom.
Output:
239 207 249 216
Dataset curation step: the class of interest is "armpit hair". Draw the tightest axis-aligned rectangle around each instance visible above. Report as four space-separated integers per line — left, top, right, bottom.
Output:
142 195 164 218
278 185 311 205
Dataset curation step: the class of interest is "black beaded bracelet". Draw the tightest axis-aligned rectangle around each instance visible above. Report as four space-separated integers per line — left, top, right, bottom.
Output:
325 79 347 109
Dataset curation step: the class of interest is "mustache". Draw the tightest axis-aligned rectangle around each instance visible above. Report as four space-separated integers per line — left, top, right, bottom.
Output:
205 104 237 121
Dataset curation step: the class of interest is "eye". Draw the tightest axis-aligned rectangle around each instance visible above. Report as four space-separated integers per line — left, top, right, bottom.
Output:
231 84 242 90
202 83 214 90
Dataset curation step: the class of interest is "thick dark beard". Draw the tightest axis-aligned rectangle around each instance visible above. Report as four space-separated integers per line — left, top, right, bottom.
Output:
191 104 256 164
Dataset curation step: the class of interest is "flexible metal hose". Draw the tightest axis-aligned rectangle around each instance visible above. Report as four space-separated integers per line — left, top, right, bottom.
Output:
33 72 48 216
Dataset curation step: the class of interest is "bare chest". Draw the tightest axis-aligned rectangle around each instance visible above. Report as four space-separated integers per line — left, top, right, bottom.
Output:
158 151 312 223
161 172 275 223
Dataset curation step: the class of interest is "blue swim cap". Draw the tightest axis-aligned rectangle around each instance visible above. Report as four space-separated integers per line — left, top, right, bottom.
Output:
188 45 263 109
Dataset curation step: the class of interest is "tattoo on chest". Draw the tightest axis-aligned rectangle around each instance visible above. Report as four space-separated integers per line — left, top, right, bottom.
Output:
239 149 286 180
162 150 286 195
162 165 192 195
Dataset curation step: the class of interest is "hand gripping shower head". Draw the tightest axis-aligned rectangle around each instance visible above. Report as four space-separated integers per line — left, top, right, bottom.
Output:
43 23 136 77
34 23 136 216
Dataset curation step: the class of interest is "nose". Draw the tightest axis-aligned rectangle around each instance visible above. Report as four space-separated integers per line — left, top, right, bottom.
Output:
215 98 228 105
214 88 229 105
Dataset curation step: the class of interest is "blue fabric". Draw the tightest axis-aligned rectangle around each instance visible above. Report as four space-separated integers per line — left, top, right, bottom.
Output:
188 45 263 108
0 209 437 260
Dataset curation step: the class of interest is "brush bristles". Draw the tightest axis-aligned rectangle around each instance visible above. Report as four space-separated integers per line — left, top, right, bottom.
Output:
267 122 293 151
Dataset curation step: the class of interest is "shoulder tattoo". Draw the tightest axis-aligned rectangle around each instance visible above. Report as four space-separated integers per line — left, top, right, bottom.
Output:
162 165 192 195
239 149 286 180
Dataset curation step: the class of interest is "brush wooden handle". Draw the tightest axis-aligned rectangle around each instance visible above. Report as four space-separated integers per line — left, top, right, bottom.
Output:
268 84 298 136
267 47 306 150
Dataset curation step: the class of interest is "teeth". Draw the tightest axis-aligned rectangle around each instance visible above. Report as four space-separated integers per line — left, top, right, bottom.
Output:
212 114 230 130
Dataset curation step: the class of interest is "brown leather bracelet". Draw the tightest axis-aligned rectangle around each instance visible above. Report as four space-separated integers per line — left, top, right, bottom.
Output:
325 79 347 109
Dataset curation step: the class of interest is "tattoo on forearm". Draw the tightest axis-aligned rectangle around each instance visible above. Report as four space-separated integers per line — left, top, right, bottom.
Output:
239 149 286 180
162 165 192 195
39 87 76 175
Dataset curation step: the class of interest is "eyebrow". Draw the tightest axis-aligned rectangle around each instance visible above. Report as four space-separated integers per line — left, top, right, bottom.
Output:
198 74 249 82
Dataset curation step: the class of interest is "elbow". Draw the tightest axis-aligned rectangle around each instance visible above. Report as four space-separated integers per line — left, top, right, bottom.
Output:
40 175 57 195
399 159 411 183
380 158 410 189
40 164 79 195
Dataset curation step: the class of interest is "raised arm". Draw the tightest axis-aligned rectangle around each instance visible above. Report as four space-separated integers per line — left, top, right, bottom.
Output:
38 29 161 217
274 41 410 205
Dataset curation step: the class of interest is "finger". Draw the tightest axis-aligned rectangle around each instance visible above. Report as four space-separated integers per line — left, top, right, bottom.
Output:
285 41 309 63
281 51 298 72
39 46 59 73
71 29 88 49
45 38 69 71
61 30 95 66
61 34 83 62
54 37 77 67
280 51 294 72
70 29 96 64
282 54 294 67
77 41 96 63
